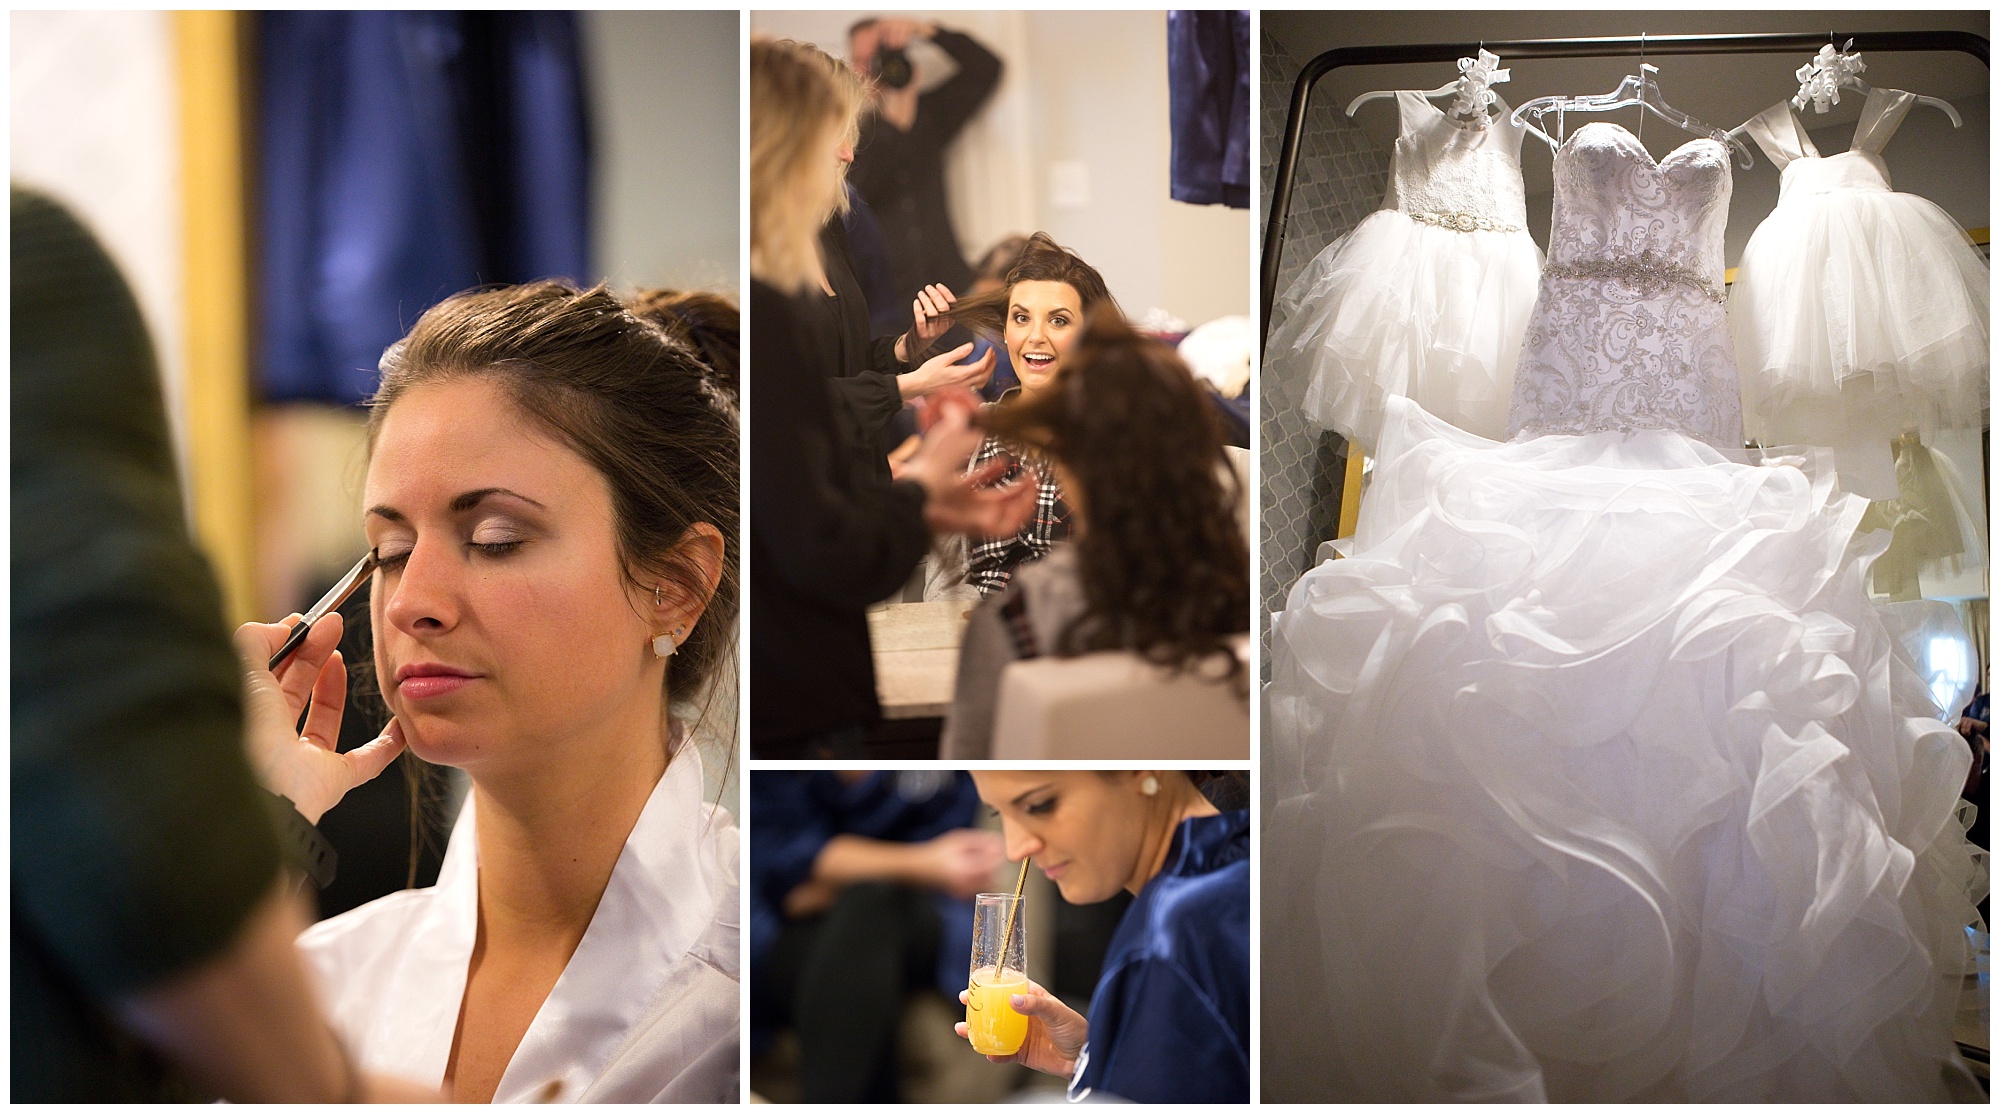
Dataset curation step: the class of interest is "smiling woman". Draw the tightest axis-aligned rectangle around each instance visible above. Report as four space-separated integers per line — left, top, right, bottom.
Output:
233 281 741 1102
946 233 1117 596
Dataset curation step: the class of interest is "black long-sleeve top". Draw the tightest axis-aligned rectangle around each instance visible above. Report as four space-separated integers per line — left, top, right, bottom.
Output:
848 28 1003 316
750 279 931 745
817 217 909 485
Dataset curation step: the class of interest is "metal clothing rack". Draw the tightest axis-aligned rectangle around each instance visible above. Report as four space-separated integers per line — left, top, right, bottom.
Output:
1261 30 1991 339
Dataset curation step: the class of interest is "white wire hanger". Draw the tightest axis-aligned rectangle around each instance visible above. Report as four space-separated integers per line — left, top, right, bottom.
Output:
1772 41 1961 127
1345 49 1555 147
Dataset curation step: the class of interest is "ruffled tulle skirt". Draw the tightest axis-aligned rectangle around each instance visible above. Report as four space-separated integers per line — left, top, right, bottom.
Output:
1731 189 1989 495
1263 397 1984 1101
1269 209 1542 450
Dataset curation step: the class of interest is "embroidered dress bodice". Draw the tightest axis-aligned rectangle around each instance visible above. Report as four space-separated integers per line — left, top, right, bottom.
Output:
1383 92 1530 232
1506 122 1744 453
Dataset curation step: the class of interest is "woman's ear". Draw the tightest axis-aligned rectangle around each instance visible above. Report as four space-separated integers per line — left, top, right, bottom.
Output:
654 522 727 630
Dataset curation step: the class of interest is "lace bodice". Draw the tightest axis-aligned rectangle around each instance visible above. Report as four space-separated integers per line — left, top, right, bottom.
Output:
1383 92 1529 231
1506 123 1745 454
1542 124 1731 293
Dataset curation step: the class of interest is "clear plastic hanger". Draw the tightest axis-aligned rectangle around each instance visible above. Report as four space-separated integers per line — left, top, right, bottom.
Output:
1769 41 1962 128
1345 49 1555 147
1511 63 1755 167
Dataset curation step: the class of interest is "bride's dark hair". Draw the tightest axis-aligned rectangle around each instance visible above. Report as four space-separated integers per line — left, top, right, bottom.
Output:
369 280 739 702
949 232 1117 342
361 280 740 877
980 311 1248 687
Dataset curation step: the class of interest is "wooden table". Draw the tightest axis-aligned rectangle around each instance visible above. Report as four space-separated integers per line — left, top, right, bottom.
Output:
867 600 975 720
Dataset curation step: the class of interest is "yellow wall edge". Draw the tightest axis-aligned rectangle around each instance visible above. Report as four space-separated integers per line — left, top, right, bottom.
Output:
173 11 256 625
1338 445 1365 540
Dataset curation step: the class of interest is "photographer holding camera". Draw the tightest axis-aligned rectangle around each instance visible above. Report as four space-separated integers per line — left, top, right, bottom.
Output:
847 18 1003 329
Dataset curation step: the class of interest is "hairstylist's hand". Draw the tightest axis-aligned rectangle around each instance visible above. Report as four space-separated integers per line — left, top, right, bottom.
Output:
899 399 1036 538
913 386 983 434
895 283 959 363
234 613 406 825
899 341 993 400
955 979 1089 1078
920 828 1004 898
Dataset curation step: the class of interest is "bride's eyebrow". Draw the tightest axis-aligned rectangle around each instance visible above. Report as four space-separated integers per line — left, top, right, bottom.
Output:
364 488 548 523
448 487 547 513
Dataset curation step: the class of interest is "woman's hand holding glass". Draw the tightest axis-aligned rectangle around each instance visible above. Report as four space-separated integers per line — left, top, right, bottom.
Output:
955 978 1089 1077
234 612 407 825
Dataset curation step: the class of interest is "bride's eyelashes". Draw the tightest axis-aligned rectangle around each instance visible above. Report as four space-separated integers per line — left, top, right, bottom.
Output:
369 537 530 570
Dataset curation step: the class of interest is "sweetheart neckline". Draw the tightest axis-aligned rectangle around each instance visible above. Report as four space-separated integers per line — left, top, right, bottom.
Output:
1558 121 1725 167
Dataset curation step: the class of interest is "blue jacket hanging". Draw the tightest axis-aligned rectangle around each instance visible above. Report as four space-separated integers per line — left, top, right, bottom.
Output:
1166 11 1250 209
256 12 590 405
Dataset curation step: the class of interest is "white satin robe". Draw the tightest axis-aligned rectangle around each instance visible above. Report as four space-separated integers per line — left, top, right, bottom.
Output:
298 751 740 1102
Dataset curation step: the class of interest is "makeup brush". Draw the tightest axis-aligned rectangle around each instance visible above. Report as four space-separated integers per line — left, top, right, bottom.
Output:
268 551 379 671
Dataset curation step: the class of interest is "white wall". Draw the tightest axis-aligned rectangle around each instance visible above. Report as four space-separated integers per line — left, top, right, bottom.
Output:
584 11 742 296
11 11 187 457
751 9 1251 327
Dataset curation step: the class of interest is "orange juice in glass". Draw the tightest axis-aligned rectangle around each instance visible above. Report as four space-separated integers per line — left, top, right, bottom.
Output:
967 892 1028 1055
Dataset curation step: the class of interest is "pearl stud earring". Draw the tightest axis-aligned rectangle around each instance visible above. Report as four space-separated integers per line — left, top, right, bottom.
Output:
1141 775 1160 797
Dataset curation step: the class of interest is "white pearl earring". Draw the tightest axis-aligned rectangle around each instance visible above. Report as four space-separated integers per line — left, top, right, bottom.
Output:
1141 775 1160 797
652 626 684 658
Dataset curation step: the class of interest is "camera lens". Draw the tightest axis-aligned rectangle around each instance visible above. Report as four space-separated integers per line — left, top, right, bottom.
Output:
873 46 914 90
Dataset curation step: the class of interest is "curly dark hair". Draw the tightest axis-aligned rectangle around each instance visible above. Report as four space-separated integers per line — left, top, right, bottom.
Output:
950 231 1117 339
980 310 1248 687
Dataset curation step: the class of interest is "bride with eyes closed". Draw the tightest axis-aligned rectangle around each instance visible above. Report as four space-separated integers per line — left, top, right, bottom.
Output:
233 282 741 1103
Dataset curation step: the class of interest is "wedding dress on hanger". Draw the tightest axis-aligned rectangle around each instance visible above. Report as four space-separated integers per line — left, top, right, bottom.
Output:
1268 82 1542 450
1264 118 1984 1103
1729 88 1989 500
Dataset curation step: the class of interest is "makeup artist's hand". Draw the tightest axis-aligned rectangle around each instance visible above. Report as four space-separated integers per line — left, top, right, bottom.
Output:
954 978 1088 1078
234 613 406 825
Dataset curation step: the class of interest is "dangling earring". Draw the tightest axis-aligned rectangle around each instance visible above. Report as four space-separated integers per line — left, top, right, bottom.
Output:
652 626 684 659
1141 775 1160 797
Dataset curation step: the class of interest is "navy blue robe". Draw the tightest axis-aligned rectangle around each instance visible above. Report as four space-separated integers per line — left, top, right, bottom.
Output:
1071 809 1251 1103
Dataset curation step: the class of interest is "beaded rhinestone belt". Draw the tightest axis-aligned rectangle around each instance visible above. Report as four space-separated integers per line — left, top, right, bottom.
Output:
1544 249 1724 303
1407 209 1523 233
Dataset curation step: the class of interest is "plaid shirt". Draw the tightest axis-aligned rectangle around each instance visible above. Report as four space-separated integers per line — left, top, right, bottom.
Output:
965 433 1071 596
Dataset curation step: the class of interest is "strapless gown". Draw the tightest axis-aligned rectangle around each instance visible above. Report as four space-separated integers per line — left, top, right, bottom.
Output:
1263 122 1985 1102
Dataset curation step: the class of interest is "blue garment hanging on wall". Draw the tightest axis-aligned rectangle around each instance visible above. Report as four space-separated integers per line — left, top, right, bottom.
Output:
257 12 590 405
1166 10 1250 209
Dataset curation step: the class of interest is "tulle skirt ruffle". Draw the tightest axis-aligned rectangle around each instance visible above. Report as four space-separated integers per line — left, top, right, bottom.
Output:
1732 189 1990 453
1269 210 1542 450
1263 397 1985 1101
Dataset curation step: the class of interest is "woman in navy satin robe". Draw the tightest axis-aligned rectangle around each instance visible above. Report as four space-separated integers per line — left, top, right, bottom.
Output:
961 771 1250 1103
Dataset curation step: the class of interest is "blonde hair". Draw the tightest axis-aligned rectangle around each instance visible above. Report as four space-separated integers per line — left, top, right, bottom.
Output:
750 37 863 293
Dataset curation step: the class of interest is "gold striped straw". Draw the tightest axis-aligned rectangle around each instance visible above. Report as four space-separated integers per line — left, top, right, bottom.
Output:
996 856 1030 981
